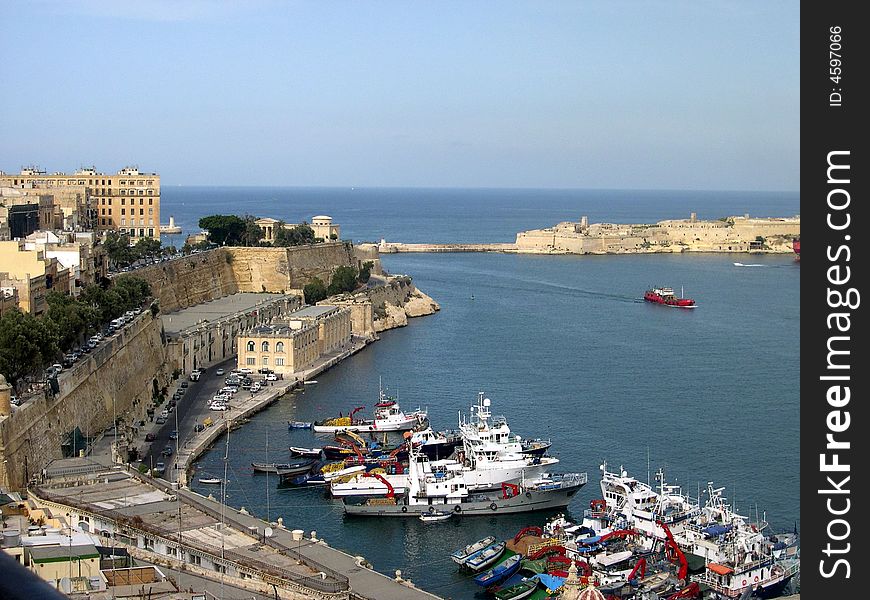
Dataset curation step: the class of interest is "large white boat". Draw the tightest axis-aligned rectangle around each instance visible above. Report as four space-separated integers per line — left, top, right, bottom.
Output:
330 471 410 497
455 392 559 490
343 444 586 517
312 385 427 433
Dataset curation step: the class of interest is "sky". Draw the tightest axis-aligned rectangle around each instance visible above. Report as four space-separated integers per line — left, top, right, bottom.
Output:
0 1 799 191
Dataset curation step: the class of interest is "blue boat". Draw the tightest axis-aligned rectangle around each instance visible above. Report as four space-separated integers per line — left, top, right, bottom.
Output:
474 553 522 587
288 421 313 429
465 540 507 572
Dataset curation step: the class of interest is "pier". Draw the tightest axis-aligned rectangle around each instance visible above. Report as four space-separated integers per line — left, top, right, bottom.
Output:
378 241 518 253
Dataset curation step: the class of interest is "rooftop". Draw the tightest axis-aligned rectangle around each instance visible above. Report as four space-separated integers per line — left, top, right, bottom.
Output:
287 305 339 319
161 292 289 336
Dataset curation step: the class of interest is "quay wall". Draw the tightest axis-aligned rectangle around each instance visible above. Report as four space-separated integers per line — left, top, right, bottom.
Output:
0 313 170 489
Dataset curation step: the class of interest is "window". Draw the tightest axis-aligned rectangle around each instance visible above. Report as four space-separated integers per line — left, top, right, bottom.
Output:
140 208 144 215
121 198 125 205
148 228 154 237
262 357 269 365
121 190 126 195
149 198 153 205
246 357 255 365
276 342 284 353
121 218 126 226
247 341 255 352
261 341 269 352
121 208 126 215
148 207 153 214
275 358 284 366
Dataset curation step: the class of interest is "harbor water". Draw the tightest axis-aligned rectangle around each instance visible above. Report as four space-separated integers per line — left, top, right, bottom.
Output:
170 187 800 598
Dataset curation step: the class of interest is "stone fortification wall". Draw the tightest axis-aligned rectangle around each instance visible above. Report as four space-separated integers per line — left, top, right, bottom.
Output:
227 242 356 293
0 314 170 489
131 250 239 313
131 243 358 313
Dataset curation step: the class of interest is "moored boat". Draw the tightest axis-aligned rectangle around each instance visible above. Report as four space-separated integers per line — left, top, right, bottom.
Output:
252 458 318 474
492 578 538 600
198 477 224 484
451 535 497 565
289 446 322 458
643 286 696 308
287 421 312 429
474 553 522 586
419 510 452 523
312 384 427 433
465 540 506 572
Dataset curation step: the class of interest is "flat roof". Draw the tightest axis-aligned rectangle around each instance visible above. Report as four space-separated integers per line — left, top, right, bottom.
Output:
161 293 289 336
289 305 337 319
30 544 99 561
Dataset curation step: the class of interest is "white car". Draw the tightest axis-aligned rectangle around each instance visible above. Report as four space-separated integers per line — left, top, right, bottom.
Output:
215 368 225 376
212 394 230 403
238 367 253 375
250 383 262 393
265 373 278 381
209 402 228 411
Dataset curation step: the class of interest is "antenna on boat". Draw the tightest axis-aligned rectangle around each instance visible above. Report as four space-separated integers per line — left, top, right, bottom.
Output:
647 447 650 487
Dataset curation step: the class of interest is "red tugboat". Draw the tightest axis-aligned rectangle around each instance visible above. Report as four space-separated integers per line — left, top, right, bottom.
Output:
644 286 696 308
793 237 800 261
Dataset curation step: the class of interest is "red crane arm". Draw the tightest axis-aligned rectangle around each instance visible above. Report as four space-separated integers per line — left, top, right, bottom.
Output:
363 471 395 498
656 520 688 581
628 557 647 581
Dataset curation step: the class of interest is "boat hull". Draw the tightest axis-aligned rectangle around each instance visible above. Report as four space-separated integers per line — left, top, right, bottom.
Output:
344 481 584 516
312 420 419 433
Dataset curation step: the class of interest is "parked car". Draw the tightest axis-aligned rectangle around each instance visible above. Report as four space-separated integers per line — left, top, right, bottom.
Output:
193 423 205 433
161 445 173 456
209 403 228 411
153 462 166 475
250 383 262 393
11 395 21 406
52 363 63 373
258 367 274 374
169 430 178 440
265 373 278 381
145 432 156 442
238 367 253 375
180 381 189 388
189 370 201 382
216 368 225 376
155 416 167 425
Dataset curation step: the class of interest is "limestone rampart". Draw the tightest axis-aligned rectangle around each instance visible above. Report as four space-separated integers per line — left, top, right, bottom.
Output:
0 313 170 489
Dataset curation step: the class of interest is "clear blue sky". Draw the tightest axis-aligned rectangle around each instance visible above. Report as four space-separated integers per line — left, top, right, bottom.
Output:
0 1 799 190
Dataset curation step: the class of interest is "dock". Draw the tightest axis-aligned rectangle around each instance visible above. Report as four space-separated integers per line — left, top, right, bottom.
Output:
378 242 518 253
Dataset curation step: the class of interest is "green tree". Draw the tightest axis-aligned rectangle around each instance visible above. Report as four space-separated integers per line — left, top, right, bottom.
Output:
0 309 59 389
103 231 135 268
358 261 374 284
133 237 162 261
303 277 328 304
239 215 264 246
198 215 247 246
274 223 315 247
44 292 98 351
327 265 360 296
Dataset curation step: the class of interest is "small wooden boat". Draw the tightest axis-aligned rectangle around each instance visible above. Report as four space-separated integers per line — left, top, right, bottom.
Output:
253 458 318 475
419 510 452 523
451 535 497 566
465 540 507 572
198 477 224 484
289 446 322 458
493 578 538 600
287 421 313 429
474 553 522 587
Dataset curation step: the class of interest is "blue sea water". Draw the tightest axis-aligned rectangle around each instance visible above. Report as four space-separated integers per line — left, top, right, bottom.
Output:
166 187 800 599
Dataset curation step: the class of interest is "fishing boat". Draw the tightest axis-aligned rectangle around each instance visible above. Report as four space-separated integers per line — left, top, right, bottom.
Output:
451 535 497 565
465 540 506 571
419 510 452 523
252 458 318 474
406 427 464 460
289 446 322 458
312 384 427 433
343 445 586 517
198 477 224 484
643 286 696 308
473 553 522 586
330 471 409 497
455 392 561 491
287 421 313 429
519 438 552 456
492 578 538 600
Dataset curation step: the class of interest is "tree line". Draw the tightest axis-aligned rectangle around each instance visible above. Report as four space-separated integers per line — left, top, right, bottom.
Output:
194 214 335 248
303 262 374 304
0 275 152 391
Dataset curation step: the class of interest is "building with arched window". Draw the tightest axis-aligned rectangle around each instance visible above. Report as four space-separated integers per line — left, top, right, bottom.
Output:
236 304 352 375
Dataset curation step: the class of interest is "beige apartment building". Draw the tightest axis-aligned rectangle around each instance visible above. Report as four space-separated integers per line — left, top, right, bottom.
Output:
0 240 71 313
0 166 161 240
237 304 352 375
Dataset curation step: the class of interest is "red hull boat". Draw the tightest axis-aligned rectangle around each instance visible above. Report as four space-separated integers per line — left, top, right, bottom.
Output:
793 238 800 260
644 286 696 308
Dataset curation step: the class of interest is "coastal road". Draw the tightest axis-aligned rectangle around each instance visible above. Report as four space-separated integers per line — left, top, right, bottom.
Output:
141 356 248 481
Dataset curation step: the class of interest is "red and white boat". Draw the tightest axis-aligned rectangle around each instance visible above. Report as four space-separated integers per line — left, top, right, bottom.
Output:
644 286 696 308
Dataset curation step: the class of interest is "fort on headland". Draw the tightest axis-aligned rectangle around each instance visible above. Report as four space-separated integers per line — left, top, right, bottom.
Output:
378 212 801 255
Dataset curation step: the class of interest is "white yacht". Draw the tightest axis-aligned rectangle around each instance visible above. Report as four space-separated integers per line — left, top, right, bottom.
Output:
455 392 559 490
